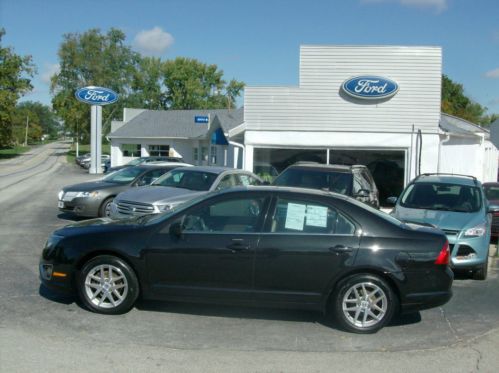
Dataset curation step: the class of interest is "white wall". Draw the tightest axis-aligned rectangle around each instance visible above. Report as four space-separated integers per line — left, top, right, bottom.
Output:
245 45 442 134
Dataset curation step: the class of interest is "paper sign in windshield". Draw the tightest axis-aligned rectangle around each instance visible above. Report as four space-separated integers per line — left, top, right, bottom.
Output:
285 203 306 230
306 205 328 227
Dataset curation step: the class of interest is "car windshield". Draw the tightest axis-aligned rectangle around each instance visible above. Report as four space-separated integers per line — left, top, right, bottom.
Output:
102 167 143 184
273 168 353 195
400 182 482 212
151 169 218 191
484 185 499 201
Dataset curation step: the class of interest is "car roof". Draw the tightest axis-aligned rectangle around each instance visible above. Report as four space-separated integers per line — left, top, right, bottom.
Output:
413 174 480 187
173 166 250 175
133 163 188 170
144 162 192 167
285 162 366 172
213 184 351 200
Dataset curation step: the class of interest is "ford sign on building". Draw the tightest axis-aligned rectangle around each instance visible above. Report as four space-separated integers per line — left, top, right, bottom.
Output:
342 76 399 100
75 86 119 106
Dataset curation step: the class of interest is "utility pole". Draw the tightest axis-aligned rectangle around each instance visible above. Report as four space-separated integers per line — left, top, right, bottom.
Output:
24 114 29 146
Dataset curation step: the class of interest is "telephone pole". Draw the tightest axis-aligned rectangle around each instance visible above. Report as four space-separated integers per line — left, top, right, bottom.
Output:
24 114 29 146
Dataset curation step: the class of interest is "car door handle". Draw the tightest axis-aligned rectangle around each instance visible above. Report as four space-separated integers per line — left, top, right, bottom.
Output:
329 245 353 254
227 240 250 252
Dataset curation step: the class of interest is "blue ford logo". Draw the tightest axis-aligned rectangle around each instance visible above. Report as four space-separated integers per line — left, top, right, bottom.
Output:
342 76 399 100
75 86 119 105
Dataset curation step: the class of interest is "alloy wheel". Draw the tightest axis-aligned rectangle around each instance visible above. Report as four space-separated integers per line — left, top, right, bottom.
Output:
342 282 387 329
84 264 128 309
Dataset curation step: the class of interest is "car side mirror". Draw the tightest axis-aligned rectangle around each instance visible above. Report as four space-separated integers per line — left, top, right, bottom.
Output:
169 221 183 238
488 204 499 213
385 196 398 206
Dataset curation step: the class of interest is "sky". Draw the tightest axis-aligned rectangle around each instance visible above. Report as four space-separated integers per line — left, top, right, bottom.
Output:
1 0 498 113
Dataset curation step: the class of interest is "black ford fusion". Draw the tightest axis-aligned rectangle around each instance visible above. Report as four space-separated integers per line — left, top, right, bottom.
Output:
40 186 453 333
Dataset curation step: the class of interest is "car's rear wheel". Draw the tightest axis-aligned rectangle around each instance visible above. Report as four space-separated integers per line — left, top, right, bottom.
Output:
99 197 114 217
332 273 397 334
78 255 139 314
472 256 488 280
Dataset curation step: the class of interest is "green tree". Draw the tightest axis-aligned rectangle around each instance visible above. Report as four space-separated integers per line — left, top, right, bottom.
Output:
0 28 35 147
162 57 244 109
441 75 488 124
51 28 140 140
127 56 164 110
14 101 60 139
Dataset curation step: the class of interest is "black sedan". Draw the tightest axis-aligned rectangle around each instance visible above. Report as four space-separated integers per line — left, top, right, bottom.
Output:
58 163 190 218
41 186 453 333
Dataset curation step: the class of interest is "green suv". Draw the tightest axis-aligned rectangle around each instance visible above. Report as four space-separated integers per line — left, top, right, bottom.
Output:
389 174 496 280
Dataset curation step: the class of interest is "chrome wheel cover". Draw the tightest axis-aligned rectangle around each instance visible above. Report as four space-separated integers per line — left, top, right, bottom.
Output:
84 264 128 309
342 282 388 329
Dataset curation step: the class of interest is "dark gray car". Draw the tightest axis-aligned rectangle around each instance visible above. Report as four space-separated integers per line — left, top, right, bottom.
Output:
58 163 191 218
110 166 262 218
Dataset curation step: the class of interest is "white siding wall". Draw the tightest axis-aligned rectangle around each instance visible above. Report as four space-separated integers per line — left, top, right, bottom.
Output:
245 45 441 134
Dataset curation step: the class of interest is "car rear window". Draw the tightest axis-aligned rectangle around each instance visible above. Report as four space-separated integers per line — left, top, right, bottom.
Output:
273 168 353 195
484 185 499 201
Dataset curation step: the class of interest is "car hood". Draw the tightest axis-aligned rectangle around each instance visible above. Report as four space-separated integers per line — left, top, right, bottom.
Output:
394 205 484 231
54 216 146 237
115 185 198 204
63 181 123 192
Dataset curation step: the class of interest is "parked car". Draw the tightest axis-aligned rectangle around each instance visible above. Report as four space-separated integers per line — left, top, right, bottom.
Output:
58 163 191 218
110 166 262 218
388 173 497 280
273 162 379 208
40 186 453 333
105 156 185 174
482 182 499 240
81 154 111 170
75 153 90 166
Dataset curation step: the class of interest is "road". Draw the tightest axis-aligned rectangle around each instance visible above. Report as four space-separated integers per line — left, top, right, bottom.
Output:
0 141 498 372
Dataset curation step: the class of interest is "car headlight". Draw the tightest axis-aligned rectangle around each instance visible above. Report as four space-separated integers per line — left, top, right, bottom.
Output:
156 204 172 212
75 191 99 198
58 190 64 200
464 222 487 237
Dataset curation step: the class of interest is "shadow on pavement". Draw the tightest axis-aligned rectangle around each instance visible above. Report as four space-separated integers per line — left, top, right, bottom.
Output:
57 212 88 222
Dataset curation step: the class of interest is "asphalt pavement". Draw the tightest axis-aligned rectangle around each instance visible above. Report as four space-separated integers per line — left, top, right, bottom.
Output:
0 141 498 372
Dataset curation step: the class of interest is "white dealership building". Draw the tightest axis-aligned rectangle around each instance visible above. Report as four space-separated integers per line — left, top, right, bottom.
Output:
108 45 497 201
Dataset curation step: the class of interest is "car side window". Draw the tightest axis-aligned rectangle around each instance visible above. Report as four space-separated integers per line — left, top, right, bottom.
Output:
138 169 167 186
181 196 266 233
216 174 238 190
270 197 356 235
238 174 261 186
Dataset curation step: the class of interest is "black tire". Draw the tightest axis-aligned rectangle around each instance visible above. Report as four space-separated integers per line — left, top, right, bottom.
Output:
99 197 114 217
472 256 488 280
332 273 397 334
78 255 139 315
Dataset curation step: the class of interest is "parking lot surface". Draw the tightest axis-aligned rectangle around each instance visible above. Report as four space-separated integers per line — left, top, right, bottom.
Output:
1 142 498 372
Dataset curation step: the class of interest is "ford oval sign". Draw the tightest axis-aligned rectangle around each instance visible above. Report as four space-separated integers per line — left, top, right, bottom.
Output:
75 86 119 105
342 76 399 100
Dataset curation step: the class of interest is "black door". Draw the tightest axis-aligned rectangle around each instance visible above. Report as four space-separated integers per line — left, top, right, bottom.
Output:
145 193 269 301
254 194 360 306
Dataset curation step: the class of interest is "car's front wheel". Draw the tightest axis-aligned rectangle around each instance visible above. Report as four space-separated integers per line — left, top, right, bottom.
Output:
99 197 114 217
332 273 397 334
78 255 139 314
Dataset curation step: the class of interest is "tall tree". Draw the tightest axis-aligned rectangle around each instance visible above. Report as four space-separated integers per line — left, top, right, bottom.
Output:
441 75 488 124
51 28 140 140
12 101 60 143
0 28 35 147
162 57 244 110
128 56 164 110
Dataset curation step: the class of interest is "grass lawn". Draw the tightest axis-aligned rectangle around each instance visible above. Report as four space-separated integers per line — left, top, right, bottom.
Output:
67 143 110 164
0 145 31 159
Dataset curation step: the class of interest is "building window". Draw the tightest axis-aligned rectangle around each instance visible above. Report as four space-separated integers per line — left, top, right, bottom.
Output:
210 146 217 164
149 145 170 156
201 147 208 162
193 147 199 162
122 144 141 157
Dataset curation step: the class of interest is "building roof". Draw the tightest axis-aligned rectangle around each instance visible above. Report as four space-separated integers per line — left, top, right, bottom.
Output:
108 107 244 139
440 113 489 137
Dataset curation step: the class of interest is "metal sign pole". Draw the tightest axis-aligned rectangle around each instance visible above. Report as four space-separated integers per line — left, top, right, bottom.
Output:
89 105 102 174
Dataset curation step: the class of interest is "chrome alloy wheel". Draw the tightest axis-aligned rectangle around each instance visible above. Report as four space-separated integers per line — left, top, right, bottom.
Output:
84 264 128 309
342 282 387 328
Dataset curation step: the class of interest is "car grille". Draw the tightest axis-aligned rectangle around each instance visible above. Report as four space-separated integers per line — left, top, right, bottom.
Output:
62 191 79 202
116 200 155 216
442 229 460 236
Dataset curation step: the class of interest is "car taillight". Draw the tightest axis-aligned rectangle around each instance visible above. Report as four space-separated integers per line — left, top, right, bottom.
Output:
435 240 450 265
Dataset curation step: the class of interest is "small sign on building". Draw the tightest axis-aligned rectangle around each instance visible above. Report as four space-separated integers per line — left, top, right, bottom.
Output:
195 115 209 124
